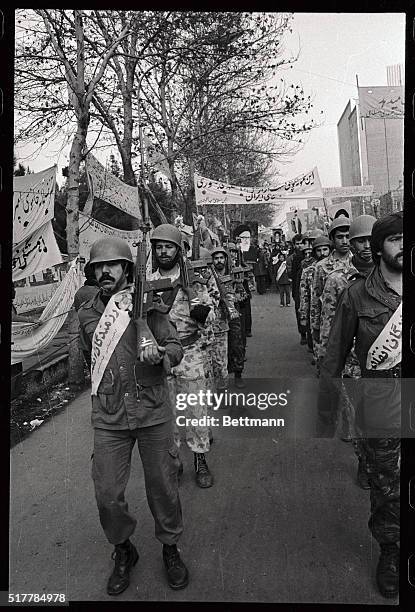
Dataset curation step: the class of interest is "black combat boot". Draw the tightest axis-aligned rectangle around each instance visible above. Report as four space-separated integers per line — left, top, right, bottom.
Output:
376 543 399 599
162 544 189 590
107 539 139 595
356 457 370 490
194 452 213 488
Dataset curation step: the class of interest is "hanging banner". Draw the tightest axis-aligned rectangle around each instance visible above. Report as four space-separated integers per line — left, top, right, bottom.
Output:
11 258 82 365
194 167 323 206
14 282 59 313
85 154 142 219
323 185 374 198
13 166 56 244
12 220 63 282
358 86 404 119
327 200 353 220
79 212 142 260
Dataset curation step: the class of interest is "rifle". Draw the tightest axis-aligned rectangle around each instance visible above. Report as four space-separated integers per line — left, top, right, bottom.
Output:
132 187 173 374
210 264 239 321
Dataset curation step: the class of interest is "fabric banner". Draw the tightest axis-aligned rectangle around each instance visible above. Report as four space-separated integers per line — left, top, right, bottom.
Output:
358 86 404 119
85 154 142 219
276 261 286 282
11 258 82 365
91 290 132 395
13 166 56 244
195 167 323 206
366 303 402 370
14 282 59 313
327 200 352 220
12 220 64 282
323 185 374 198
79 212 142 260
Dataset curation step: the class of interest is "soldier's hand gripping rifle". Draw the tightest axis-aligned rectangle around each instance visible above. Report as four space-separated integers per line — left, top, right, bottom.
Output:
132 189 173 374
209 252 240 321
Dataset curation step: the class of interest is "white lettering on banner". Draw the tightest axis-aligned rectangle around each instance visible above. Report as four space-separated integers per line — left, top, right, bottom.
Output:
13 166 56 244
85 154 142 219
322 185 374 198
91 290 131 395
194 168 323 206
366 303 402 370
14 283 58 313
79 212 142 260
358 86 404 119
12 220 63 282
276 261 287 282
11 258 82 365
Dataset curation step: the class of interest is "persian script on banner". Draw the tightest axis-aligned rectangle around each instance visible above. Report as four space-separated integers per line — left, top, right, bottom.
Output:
358 86 404 119
194 167 323 206
85 154 142 220
12 220 63 282
366 303 402 371
13 166 56 244
11 258 82 365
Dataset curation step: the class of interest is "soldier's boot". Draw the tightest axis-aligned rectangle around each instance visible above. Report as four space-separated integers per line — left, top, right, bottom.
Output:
234 372 246 389
376 543 399 599
356 457 370 490
194 452 213 488
162 544 189 590
107 539 139 595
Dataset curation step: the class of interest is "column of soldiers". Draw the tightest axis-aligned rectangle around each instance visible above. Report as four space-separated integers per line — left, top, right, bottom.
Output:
298 211 402 599
76 222 253 597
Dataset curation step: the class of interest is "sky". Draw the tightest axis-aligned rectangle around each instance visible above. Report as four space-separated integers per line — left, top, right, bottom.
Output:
15 12 406 189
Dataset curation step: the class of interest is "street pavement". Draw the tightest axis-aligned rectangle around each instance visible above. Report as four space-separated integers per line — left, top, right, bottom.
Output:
9 291 392 604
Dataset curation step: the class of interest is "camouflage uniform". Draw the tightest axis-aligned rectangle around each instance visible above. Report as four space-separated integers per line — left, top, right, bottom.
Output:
297 256 315 349
299 261 317 331
149 266 215 453
310 250 353 358
210 271 237 388
228 274 246 374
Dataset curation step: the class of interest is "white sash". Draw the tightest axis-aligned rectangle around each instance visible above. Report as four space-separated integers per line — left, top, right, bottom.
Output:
276 261 286 282
91 290 132 395
366 302 402 370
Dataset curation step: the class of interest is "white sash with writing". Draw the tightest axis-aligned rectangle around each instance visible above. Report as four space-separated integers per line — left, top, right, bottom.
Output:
91 290 132 395
276 261 287 282
366 302 402 370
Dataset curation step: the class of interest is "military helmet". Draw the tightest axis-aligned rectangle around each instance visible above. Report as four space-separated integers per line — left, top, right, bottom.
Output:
181 233 191 249
89 237 133 265
349 215 377 241
150 224 182 249
210 246 228 258
328 215 350 238
199 246 212 263
309 228 324 240
312 235 331 251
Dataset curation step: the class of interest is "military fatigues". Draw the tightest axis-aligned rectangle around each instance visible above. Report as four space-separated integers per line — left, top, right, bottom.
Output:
228 273 247 374
209 272 230 389
149 266 215 453
297 256 315 348
319 266 401 547
299 261 317 335
310 251 353 359
78 289 184 546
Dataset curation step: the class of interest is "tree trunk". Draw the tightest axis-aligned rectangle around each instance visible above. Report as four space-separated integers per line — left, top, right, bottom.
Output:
66 117 88 388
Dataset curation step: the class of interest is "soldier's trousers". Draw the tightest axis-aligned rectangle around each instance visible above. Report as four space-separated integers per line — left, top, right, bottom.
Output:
212 331 229 388
228 317 245 374
239 299 250 340
92 421 183 546
169 341 211 454
362 437 400 545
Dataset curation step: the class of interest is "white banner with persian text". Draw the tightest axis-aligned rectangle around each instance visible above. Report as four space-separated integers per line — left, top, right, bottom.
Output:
13 166 56 244
11 258 82 365
85 154 142 219
12 220 63 282
358 86 404 119
79 212 142 260
14 282 59 313
366 303 402 370
195 167 323 206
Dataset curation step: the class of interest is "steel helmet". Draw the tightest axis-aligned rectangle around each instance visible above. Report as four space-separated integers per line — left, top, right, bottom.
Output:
349 215 377 241
309 228 325 240
181 233 191 249
328 215 350 238
89 237 133 265
210 246 228 258
312 235 331 251
150 224 182 249
200 246 212 263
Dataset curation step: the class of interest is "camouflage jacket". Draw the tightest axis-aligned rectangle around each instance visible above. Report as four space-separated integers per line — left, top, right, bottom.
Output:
299 260 317 328
310 250 353 343
211 270 239 334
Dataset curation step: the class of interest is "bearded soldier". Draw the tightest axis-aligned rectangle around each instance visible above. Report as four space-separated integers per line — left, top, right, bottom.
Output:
317 211 402 599
78 237 188 595
148 224 214 488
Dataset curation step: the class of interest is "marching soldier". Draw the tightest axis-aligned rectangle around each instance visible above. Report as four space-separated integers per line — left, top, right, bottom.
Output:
148 224 215 488
310 216 353 365
77 237 189 595
317 211 402 599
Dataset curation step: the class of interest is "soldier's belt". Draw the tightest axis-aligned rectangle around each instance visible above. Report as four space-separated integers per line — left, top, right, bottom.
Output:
362 364 401 379
180 331 201 347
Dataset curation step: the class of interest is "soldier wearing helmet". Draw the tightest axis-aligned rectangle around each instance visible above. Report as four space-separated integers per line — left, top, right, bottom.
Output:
77 236 189 595
310 216 352 361
148 224 215 489
318 211 402 598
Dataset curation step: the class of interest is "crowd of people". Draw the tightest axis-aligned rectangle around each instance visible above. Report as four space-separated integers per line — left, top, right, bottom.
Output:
73 209 402 600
